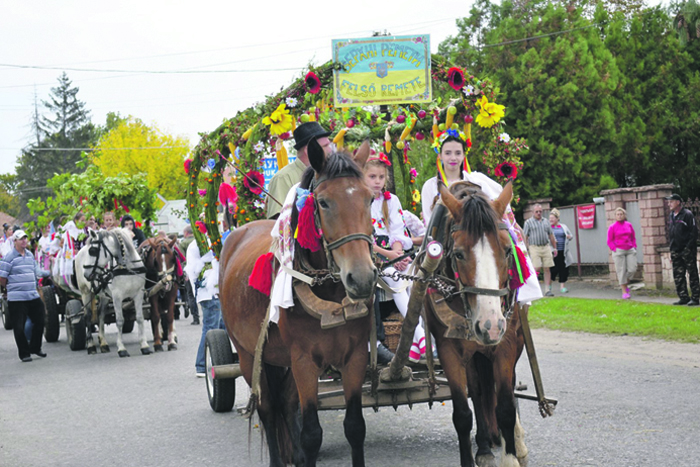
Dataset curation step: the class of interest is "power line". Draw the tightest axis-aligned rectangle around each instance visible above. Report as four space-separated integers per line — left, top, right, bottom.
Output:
0 63 303 74
1 146 190 152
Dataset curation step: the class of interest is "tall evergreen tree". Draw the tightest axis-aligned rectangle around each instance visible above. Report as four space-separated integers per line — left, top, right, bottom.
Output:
41 72 90 138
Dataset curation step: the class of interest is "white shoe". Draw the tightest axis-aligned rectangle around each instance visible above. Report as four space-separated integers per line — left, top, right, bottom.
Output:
196 372 205 378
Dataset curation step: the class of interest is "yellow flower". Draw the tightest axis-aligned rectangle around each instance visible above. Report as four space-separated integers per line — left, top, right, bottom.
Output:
262 103 293 136
412 189 421 203
475 96 505 128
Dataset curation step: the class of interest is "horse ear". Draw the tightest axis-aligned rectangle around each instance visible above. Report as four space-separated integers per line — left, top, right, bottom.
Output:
308 138 327 174
89 230 98 240
353 140 370 168
493 180 513 219
168 237 177 249
439 182 463 222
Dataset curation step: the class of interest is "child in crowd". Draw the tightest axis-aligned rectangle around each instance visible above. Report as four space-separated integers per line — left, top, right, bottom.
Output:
364 152 426 363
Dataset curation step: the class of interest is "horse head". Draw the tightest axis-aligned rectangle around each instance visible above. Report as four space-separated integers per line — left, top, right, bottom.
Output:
84 229 115 276
300 139 377 301
141 237 178 277
439 180 514 346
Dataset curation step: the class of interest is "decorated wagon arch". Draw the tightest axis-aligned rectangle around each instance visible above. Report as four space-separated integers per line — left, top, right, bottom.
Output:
185 50 528 257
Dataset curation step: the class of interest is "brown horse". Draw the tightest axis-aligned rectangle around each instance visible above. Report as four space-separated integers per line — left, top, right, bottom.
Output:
140 236 181 352
424 181 528 467
219 140 376 467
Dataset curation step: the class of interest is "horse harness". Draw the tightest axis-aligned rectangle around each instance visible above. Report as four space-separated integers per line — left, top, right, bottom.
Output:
84 231 147 295
140 240 178 297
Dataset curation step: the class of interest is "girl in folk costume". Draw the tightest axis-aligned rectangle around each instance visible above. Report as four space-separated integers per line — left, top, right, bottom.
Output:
364 152 427 362
420 129 543 303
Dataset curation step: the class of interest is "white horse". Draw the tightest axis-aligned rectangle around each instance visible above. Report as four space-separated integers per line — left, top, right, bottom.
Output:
76 228 152 357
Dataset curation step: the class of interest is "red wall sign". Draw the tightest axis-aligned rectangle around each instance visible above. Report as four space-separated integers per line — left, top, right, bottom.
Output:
577 204 596 229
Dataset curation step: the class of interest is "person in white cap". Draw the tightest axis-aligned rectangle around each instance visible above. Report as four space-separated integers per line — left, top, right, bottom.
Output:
0 230 51 362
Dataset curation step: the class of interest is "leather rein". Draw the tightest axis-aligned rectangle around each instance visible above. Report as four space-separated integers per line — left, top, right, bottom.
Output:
84 231 147 295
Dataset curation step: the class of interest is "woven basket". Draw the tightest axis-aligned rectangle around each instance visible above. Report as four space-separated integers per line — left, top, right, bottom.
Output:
383 312 404 353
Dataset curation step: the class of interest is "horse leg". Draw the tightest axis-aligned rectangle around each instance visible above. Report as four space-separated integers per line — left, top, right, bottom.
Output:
280 371 304 466
341 348 368 467
258 364 298 467
150 296 163 352
494 360 520 467
466 355 497 467
98 300 110 353
133 289 151 355
166 293 177 351
439 343 475 467
291 356 322 467
111 291 129 357
83 293 97 355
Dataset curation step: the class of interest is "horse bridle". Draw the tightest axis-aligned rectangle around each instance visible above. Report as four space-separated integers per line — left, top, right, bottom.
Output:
85 231 146 295
142 240 177 292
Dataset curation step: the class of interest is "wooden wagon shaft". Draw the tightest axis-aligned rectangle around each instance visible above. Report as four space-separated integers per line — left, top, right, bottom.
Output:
519 304 556 418
382 242 444 382
146 274 172 298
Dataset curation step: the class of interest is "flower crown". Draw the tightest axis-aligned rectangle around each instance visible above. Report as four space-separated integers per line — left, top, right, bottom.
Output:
366 152 391 166
432 128 467 154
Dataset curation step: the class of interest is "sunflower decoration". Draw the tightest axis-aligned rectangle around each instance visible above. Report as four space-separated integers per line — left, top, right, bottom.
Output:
475 95 505 128
262 103 293 136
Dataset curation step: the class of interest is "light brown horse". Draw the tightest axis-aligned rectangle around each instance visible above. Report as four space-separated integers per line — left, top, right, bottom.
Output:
219 140 376 467
140 236 181 352
424 182 528 467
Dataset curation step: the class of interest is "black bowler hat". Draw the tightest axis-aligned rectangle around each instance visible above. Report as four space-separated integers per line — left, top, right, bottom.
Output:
665 194 683 202
293 122 331 150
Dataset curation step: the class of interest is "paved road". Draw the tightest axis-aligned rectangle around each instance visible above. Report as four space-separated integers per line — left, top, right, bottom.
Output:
1 306 699 467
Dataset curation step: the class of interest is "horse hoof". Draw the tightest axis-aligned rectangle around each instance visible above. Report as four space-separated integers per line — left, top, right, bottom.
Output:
154 344 164 352
168 343 177 351
174 336 178 344
475 453 498 467
141 347 152 355
118 350 130 358
100 345 110 353
87 347 97 355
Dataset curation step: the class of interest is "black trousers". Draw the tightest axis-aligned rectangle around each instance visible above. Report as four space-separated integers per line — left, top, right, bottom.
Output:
550 251 569 283
185 281 199 319
9 297 45 359
671 245 700 301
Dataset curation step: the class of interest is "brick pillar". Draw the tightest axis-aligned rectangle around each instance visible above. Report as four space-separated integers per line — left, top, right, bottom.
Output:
523 198 553 220
601 184 673 289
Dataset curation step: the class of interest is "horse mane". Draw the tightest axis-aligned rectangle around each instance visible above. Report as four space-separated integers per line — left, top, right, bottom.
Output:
292 151 364 233
455 190 501 242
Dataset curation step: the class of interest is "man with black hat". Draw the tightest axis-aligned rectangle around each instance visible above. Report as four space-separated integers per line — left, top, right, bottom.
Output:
666 193 700 306
266 121 332 219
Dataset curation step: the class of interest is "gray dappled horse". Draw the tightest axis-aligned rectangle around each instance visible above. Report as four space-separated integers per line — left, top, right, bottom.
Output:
76 228 151 357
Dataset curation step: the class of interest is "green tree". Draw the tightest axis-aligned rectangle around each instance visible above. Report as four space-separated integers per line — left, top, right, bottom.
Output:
0 174 20 217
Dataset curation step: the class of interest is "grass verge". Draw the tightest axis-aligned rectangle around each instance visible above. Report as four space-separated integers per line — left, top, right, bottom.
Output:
529 297 700 344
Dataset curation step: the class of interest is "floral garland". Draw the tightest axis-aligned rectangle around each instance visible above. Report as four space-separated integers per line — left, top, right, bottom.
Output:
185 55 526 257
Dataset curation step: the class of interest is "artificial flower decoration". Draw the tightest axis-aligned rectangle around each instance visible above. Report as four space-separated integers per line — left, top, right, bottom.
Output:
195 220 207 234
184 159 192 174
383 191 392 200
370 152 391 166
253 199 265 210
495 161 518 180
412 190 421 203
243 170 265 195
447 67 465 92
462 85 475 96
410 168 418 178
262 103 293 136
475 95 505 128
207 158 216 170
218 182 238 213
499 132 511 143
305 71 321 94
285 97 298 108
198 189 207 197
253 141 265 153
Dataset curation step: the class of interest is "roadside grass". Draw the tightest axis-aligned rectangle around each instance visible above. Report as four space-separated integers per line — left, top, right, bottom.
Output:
529 297 700 344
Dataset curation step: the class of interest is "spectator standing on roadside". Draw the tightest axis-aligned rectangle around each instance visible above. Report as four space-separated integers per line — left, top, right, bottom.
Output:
179 225 200 325
607 207 638 299
666 194 700 306
0 230 50 362
523 204 558 296
549 208 575 294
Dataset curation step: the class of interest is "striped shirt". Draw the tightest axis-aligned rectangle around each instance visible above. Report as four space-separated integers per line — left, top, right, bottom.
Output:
0 248 46 301
523 216 553 246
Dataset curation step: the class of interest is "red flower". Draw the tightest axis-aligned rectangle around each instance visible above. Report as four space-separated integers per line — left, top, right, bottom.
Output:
447 67 465 92
195 220 207 234
243 170 265 195
383 191 391 200
184 159 192 174
466 138 472 148
495 161 518 180
305 71 321 94
198 189 207 197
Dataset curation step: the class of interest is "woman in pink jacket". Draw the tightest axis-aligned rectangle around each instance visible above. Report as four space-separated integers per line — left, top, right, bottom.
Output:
607 207 638 299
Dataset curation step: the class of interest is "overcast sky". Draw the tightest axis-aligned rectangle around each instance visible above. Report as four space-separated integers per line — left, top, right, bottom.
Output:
0 0 666 177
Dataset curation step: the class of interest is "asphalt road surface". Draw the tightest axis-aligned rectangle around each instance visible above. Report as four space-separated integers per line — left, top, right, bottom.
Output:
1 316 699 467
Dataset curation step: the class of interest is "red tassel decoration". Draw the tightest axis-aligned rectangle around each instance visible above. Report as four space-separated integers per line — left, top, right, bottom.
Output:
296 195 322 252
509 245 532 290
248 252 274 296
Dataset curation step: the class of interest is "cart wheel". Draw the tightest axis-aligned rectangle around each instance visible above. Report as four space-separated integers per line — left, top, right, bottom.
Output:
66 300 86 351
41 286 60 342
121 318 135 334
205 329 236 413
1 297 12 331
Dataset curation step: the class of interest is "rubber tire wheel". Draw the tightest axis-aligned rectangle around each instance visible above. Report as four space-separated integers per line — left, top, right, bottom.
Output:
41 286 60 342
121 317 135 334
1 297 12 331
205 329 236 413
66 300 87 351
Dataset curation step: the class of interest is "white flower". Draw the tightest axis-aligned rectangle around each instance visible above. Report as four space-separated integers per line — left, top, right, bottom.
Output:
285 97 298 108
253 141 265 153
462 85 475 96
253 199 265 209
499 132 511 143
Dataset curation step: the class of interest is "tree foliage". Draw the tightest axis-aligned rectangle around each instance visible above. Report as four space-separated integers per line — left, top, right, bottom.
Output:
0 174 20 217
91 116 190 200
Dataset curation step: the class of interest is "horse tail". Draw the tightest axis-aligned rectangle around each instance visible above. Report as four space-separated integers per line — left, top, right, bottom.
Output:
256 363 301 465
